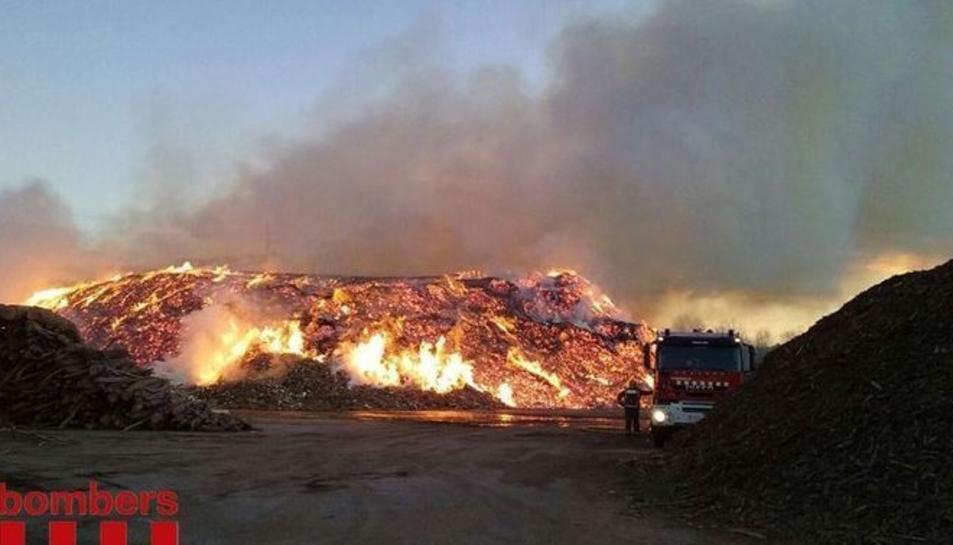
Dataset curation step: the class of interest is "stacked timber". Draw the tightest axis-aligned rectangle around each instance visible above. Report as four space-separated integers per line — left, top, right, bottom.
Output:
0 305 248 431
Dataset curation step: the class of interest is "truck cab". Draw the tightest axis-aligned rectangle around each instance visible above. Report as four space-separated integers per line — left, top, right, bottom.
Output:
644 329 754 447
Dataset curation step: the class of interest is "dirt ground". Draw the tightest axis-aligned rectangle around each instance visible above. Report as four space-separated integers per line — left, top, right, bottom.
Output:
2 411 765 544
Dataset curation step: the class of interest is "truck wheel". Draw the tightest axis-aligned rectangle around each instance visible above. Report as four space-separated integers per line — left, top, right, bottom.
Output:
652 428 668 448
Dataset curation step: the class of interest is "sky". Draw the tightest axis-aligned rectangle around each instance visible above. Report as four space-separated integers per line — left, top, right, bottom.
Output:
0 0 639 228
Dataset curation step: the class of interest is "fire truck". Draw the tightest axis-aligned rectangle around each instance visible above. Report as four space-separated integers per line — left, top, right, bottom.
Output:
643 329 755 447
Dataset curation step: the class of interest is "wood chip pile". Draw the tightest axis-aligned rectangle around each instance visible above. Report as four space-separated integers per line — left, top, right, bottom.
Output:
677 259 953 543
0 305 249 431
192 355 504 411
40 267 651 409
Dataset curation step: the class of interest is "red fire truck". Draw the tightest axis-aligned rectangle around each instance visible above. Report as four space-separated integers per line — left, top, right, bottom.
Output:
643 329 755 447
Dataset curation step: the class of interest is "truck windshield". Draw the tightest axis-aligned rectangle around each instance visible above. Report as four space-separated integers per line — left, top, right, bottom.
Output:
658 345 741 371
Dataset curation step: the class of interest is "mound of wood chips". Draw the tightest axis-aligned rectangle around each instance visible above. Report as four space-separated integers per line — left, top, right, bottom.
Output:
677 259 953 543
0 305 248 431
192 355 505 411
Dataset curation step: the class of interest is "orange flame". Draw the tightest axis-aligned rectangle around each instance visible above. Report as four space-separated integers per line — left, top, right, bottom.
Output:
23 286 75 310
506 347 571 400
339 331 478 394
190 319 310 385
154 298 314 386
496 382 516 407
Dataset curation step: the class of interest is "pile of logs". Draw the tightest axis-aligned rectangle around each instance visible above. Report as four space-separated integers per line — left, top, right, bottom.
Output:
0 305 248 431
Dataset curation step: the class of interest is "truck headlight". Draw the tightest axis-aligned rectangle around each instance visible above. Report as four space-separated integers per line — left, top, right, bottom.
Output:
652 408 667 423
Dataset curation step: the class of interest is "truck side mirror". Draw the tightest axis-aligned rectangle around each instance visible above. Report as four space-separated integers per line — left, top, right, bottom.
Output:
748 345 757 371
642 343 653 370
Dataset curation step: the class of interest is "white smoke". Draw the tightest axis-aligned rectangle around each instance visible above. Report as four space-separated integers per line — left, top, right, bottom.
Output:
4 1 952 336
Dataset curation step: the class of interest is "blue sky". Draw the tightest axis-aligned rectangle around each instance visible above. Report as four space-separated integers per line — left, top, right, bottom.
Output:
0 0 641 229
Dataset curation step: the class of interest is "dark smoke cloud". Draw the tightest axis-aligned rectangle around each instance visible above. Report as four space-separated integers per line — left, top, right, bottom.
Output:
8 1 953 324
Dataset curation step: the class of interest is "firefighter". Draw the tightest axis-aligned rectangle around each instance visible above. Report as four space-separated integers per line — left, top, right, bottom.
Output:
617 380 644 435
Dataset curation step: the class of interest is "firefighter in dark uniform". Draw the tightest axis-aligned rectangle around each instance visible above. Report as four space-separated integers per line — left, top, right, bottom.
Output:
617 380 644 435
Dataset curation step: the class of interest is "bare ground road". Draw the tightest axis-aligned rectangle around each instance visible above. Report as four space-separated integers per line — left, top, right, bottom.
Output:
2 412 765 544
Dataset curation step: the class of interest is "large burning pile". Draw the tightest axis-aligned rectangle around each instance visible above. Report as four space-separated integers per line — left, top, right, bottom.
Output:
28 264 650 408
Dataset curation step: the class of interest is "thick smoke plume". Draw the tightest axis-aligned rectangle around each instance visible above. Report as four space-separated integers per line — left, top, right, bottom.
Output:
0 181 102 302
4 0 952 335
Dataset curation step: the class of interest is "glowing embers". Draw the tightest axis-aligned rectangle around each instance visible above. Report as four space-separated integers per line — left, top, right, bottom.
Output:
506 347 571 400
27 263 652 408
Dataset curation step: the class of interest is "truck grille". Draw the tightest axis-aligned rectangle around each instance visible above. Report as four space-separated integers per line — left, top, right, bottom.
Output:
671 378 730 392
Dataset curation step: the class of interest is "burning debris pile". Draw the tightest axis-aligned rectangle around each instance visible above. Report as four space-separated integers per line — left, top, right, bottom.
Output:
193 359 503 411
678 259 953 543
0 304 248 431
28 264 650 409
